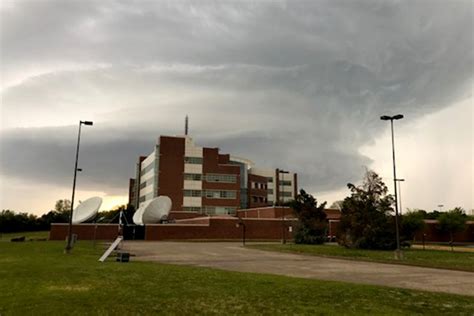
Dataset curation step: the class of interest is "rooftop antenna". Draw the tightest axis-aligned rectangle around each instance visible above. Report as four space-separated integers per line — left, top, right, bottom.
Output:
185 115 189 136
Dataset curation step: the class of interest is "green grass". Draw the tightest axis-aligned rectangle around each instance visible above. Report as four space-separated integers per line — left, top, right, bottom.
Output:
0 242 473 315
0 231 49 241
248 243 474 272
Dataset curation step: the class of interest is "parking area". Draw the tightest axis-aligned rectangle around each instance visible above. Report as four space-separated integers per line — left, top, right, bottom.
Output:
123 241 474 296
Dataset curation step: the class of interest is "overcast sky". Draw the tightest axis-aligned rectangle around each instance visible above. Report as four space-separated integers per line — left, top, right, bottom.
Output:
1 0 472 215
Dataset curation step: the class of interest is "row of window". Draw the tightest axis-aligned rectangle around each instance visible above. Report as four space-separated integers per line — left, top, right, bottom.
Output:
251 182 267 190
206 174 237 183
182 206 237 215
184 173 237 183
251 196 268 203
183 190 237 199
280 180 292 186
184 157 203 164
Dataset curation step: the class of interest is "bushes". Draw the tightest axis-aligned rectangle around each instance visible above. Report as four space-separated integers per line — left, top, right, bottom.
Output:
401 210 426 242
337 170 397 250
290 189 327 244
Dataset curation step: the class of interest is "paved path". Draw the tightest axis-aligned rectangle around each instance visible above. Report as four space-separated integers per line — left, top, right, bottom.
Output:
124 241 474 296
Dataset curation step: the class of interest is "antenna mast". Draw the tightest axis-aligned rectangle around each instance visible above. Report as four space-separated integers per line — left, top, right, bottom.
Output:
185 115 189 135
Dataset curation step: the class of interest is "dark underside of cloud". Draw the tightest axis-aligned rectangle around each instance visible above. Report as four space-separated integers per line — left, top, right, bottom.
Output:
0 0 472 196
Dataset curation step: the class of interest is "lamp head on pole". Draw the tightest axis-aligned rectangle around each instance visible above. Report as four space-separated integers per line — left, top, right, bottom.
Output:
393 114 404 120
380 114 404 121
81 121 94 126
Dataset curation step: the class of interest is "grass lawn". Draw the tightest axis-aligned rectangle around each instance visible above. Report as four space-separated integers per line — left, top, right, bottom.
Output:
0 231 50 241
248 243 474 272
0 242 473 315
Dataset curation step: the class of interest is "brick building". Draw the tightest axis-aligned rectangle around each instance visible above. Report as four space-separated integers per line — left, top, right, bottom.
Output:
128 135 298 217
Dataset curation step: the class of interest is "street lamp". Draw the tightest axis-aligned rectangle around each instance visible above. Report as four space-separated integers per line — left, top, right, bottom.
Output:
65 120 93 253
235 218 246 246
380 114 404 259
278 170 289 244
395 178 405 216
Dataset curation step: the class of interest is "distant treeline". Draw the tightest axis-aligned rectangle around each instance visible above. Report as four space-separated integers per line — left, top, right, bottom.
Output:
0 200 135 233
406 209 474 221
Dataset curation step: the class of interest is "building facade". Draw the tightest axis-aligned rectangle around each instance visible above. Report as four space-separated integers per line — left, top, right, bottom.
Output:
128 135 297 216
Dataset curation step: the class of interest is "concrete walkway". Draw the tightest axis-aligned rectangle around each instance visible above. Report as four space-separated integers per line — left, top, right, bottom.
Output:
124 241 474 296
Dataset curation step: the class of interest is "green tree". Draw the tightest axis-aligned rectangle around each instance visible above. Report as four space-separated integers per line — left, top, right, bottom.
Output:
338 170 397 250
54 199 71 213
290 189 327 244
401 210 426 243
438 207 467 250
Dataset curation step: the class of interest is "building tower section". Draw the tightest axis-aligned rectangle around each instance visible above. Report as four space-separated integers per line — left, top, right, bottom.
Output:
129 135 298 216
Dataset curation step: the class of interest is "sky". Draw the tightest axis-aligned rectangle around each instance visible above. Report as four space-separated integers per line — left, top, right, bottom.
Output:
0 0 472 215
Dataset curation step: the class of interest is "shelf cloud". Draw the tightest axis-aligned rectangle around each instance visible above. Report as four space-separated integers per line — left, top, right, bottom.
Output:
1 1 472 210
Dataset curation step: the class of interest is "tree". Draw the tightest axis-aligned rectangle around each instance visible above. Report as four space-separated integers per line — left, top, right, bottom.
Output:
54 199 71 213
96 204 135 224
329 200 344 210
289 189 327 244
438 207 467 250
401 210 426 243
338 170 397 250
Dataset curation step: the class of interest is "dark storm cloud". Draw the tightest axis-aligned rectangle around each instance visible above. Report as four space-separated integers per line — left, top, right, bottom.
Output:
0 0 472 195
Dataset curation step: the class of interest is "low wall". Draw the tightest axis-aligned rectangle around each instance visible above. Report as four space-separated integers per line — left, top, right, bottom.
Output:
49 218 298 241
146 217 297 240
49 223 120 241
236 207 295 219
329 220 474 243
168 212 206 220
414 220 474 243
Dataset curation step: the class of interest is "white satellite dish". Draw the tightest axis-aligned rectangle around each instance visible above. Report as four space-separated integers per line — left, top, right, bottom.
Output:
132 199 152 225
72 197 102 224
142 196 172 224
133 196 172 225
132 205 145 225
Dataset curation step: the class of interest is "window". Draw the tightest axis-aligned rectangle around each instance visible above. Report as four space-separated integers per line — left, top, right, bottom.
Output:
280 191 292 197
280 180 292 186
267 177 273 183
139 193 153 203
140 163 154 176
203 206 237 215
139 181 147 189
205 173 237 183
183 190 202 197
183 206 201 212
184 173 202 181
184 157 203 164
204 190 236 199
268 189 273 194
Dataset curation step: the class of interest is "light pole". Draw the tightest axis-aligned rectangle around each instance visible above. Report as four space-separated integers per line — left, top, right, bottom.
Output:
395 178 405 216
279 170 289 244
65 120 93 253
380 114 403 259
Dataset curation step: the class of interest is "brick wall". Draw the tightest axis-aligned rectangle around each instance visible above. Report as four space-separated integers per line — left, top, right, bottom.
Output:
236 206 295 219
145 217 297 241
49 223 120 241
